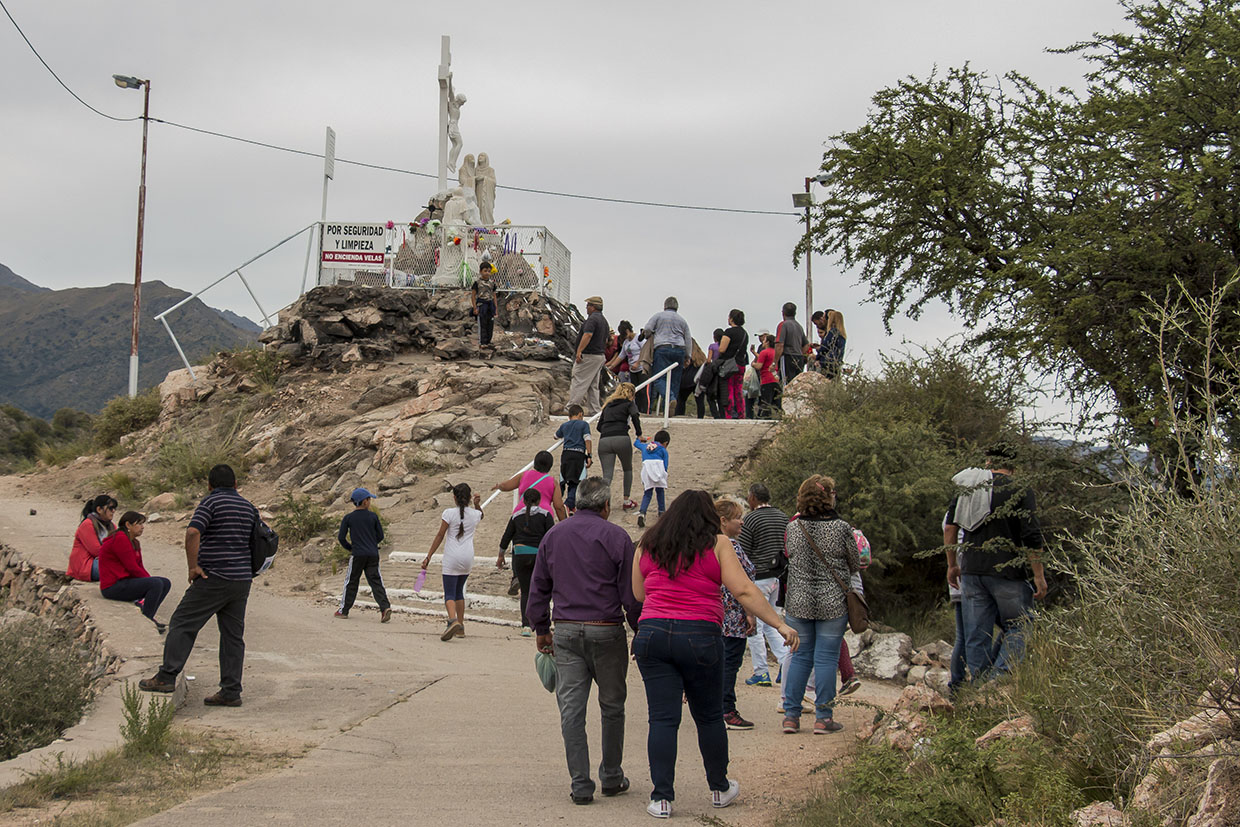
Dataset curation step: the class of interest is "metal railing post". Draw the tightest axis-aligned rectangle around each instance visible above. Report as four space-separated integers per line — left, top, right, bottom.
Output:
664 369 672 427
160 315 196 380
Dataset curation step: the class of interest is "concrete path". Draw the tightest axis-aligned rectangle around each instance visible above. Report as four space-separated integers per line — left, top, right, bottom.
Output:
0 419 900 825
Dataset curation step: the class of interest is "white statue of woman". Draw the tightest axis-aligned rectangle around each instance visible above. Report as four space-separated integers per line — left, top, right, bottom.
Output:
432 189 471 285
458 154 476 191
446 75 466 173
475 152 497 225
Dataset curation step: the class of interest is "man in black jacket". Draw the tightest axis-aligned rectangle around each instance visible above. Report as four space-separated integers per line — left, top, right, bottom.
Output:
945 444 1047 682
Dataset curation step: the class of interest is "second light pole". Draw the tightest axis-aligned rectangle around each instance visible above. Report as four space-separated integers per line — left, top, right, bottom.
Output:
792 174 828 335
114 73 150 398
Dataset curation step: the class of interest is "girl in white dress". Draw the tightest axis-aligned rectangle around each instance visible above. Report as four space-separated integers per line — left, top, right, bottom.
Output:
422 483 483 641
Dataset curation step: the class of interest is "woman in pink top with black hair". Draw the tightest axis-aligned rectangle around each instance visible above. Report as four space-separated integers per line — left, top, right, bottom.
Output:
631 490 798 819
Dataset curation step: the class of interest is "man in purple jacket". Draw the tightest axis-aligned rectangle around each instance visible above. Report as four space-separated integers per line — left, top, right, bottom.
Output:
527 476 642 806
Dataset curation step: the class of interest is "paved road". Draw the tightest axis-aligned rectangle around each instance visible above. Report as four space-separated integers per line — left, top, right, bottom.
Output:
0 421 897 825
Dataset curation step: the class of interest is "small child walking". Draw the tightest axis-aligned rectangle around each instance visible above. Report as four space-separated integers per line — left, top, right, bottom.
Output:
635 429 670 528
423 483 483 641
335 488 392 622
498 488 556 637
555 404 593 511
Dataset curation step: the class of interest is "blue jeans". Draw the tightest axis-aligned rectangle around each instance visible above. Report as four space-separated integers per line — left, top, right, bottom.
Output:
650 346 686 407
783 613 848 721
442 574 468 601
961 574 1033 680
639 487 665 515
633 618 729 801
950 601 967 690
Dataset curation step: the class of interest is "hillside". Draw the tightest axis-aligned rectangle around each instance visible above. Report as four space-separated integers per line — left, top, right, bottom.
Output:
0 277 256 417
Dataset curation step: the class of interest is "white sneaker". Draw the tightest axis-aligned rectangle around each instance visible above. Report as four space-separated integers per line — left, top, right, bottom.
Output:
647 799 672 818
712 779 740 808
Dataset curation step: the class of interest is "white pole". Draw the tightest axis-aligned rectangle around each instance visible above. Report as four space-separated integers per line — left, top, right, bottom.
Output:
664 370 671 427
437 36 450 194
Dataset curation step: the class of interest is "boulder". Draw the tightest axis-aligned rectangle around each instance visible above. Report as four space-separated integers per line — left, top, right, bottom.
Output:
145 492 178 511
975 715 1037 748
1148 708 1235 753
781 370 828 418
1188 756 1240 827
893 683 954 715
852 632 913 681
905 665 928 685
1070 802 1129 826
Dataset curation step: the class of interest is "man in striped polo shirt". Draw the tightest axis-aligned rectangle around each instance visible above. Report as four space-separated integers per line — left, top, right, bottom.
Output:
140 464 258 707
739 483 790 687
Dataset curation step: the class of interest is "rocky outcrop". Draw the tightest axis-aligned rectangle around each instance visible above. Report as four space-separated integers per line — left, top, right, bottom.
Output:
258 285 585 367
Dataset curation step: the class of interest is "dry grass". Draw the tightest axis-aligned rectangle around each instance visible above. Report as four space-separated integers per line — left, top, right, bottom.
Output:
0 729 303 826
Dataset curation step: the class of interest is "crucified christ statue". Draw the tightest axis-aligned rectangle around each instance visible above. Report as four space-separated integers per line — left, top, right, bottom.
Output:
446 74 466 174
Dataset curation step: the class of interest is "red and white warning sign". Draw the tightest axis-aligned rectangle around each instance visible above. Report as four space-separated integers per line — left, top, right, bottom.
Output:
320 223 386 267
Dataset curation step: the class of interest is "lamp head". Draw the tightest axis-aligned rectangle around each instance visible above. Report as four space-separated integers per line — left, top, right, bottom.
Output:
113 74 144 89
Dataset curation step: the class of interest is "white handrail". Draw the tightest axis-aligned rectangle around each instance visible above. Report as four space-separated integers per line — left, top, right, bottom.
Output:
478 360 678 511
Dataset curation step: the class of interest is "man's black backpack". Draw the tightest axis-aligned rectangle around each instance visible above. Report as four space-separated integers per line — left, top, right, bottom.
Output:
250 516 279 575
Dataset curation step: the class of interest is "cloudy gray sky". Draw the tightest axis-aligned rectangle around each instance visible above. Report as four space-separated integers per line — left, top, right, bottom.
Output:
2 0 1128 411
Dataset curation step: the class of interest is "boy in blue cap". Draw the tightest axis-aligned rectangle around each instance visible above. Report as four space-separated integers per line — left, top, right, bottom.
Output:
335 488 392 622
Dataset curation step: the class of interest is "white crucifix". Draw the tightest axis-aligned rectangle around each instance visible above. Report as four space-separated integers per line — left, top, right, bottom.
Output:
437 35 466 192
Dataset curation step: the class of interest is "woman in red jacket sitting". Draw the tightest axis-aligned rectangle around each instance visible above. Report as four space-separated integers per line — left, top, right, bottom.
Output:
69 494 118 581
99 511 171 633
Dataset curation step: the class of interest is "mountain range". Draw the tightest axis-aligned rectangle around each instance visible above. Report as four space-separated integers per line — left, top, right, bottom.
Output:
0 263 260 418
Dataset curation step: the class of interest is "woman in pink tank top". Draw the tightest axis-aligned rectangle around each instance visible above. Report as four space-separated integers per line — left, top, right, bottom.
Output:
492 450 567 519
630 490 798 817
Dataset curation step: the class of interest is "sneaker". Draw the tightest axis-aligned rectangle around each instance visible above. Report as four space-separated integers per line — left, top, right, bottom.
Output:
839 677 862 696
380 608 392 623
334 610 348 619
723 711 754 730
507 576 520 596
814 719 844 734
646 799 672 819
441 621 461 641
782 717 800 734
138 676 175 694
623 500 639 511
203 692 242 707
520 626 532 637
637 514 645 528
745 672 772 687
777 701 816 714
454 621 465 638
601 777 630 797
151 618 167 634
775 666 782 684
712 779 740 808
570 793 593 805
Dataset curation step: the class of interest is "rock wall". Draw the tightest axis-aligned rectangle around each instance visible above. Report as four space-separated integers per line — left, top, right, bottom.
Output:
0 545 120 683
258 285 585 367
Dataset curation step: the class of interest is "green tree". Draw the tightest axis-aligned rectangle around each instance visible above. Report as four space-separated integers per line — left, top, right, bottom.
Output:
799 0 1240 475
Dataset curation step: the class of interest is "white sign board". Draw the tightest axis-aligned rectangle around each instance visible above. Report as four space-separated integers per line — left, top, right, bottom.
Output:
320 222 386 267
324 126 336 180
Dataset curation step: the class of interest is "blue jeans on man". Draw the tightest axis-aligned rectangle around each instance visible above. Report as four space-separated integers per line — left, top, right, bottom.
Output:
649 345 686 409
961 574 1033 681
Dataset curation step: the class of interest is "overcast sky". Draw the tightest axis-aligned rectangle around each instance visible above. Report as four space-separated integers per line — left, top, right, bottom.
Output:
1 0 1129 416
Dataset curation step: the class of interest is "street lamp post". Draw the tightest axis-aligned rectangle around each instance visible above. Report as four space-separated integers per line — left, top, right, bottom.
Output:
114 74 150 398
792 173 830 336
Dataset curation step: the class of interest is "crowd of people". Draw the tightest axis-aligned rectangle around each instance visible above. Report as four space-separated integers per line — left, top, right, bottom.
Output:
564 295 849 418
57 291 1048 817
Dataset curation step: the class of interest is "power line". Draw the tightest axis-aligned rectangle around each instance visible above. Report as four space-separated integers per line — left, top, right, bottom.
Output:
0 0 139 122
153 118 799 216
3 1 798 217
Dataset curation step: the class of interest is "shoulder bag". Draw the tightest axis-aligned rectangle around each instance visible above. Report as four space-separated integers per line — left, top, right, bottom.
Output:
796 521 869 633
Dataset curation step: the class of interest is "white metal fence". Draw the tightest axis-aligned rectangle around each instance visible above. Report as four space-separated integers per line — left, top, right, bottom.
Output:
317 222 571 304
